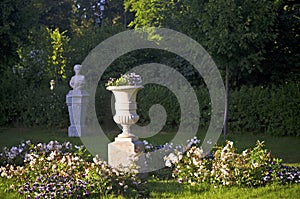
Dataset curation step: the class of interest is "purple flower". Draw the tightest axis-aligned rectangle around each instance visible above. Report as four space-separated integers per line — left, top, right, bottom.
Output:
84 190 90 196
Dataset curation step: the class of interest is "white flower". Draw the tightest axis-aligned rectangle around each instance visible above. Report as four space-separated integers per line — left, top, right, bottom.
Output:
178 154 183 161
61 156 66 163
18 148 23 153
93 155 100 164
165 159 172 167
220 168 229 176
73 156 79 161
192 157 200 166
47 151 57 161
252 162 259 168
242 149 249 156
164 152 180 167
24 154 31 162
52 164 57 171
1 170 7 178
10 146 18 153
106 73 142 86
194 147 204 157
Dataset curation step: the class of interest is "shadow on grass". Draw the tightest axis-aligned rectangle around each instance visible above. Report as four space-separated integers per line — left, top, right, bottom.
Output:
0 127 81 149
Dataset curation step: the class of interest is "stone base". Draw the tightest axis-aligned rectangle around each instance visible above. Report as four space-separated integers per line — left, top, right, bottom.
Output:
68 125 87 137
108 137 144 169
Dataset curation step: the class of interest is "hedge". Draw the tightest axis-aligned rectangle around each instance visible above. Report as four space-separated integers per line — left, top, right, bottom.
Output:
0 80 299 136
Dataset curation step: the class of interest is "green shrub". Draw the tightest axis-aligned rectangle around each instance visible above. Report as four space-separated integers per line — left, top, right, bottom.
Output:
137 84 180 128
211 141 282 187
168 140 283 187
0 70 69 128
136 84 211 130
229 82 300 136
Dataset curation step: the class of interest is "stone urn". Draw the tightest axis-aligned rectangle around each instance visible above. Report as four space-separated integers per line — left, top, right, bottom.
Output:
106 85 143 140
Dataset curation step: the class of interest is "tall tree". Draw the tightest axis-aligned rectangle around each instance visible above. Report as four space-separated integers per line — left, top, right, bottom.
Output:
262 0 300 83
0 0 40 70
198 0 279 135
124 0 280 135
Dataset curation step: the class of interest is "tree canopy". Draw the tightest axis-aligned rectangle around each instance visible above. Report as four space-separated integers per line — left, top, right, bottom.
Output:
0 0 299 130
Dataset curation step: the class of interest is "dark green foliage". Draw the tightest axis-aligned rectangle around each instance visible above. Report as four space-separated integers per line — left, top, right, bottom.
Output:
262 0 300 84
18 85 69 127
0 70 25 125
0 0 299 138
139 82 299 136
229 82 300 136
137 83 300 136
0 73 69 128
1 79 299 136
0 0 40 69
137 84 181 128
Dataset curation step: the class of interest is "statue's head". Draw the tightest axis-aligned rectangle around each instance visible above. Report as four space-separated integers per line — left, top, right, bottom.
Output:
74 64 81 74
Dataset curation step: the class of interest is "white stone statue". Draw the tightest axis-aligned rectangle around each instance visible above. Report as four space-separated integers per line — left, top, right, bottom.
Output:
69 64 85 90
66 64 89 137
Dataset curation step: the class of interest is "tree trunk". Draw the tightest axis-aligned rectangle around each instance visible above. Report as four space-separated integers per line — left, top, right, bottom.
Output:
224 64 229 136
124 10 127 28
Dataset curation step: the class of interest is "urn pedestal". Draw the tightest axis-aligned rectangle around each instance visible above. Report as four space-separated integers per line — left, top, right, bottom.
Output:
106 86 145 169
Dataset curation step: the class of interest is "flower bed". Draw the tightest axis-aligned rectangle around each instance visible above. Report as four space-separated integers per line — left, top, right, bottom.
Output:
0 139 299 198
162 139 300 186
0 141 145 198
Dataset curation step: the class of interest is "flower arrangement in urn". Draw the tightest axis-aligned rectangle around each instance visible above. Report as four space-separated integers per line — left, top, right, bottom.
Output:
105 72 142 87
106 73 143 140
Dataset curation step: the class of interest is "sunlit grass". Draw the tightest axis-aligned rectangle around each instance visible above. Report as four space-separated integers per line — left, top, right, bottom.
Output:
146 178 300 199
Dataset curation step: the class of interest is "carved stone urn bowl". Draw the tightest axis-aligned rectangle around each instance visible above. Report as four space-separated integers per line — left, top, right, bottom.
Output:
106 85 143 140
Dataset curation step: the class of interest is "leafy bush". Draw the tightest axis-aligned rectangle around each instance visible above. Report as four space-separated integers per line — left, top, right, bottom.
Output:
0 72 69 128
18 85 69 127
166 140 299 187
136 83 211 130
136 82 300 136
229 82 300 136
210 141 281 186
137 84 181 128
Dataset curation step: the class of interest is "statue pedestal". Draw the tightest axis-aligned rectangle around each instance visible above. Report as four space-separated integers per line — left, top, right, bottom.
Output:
108 137 144 169
66 90 89 137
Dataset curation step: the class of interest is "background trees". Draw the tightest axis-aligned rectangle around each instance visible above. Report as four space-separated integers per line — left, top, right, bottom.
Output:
125 0 281 135
0 0 299 135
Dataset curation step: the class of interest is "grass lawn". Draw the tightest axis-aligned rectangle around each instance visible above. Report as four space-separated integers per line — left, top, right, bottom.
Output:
216 132 300 164
0 127 300 198
1 128 299 163
146 179 300 199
